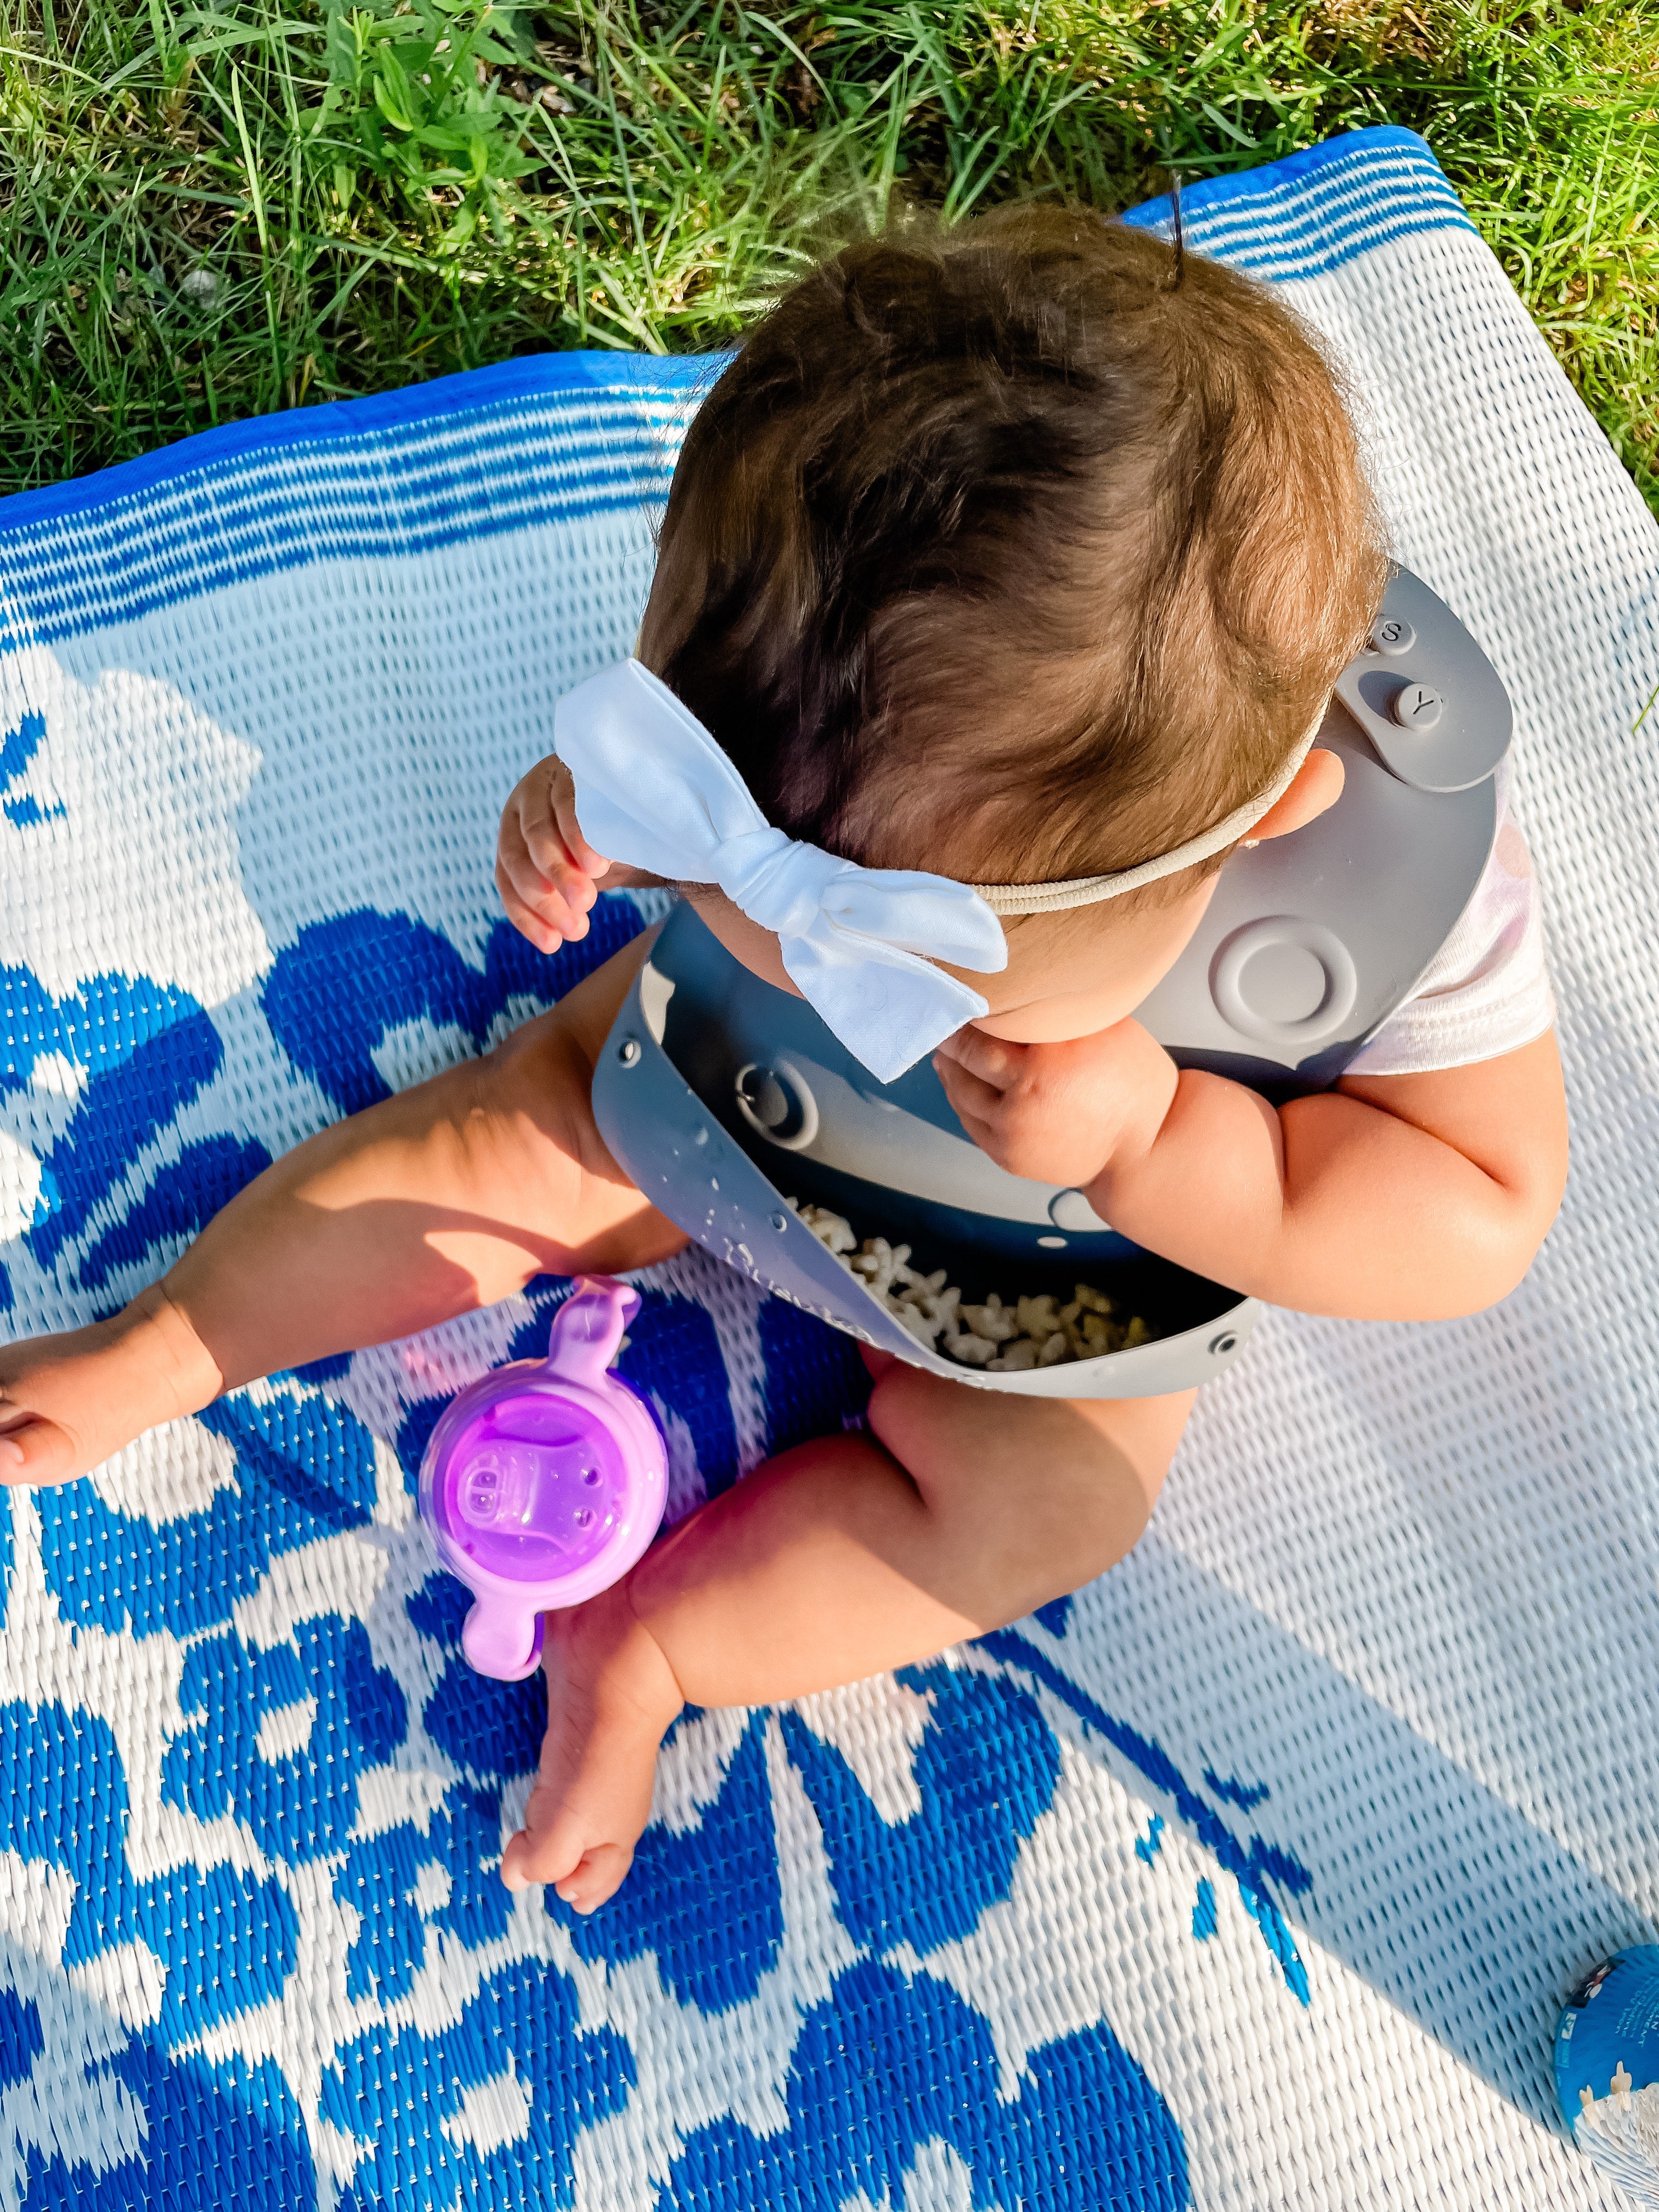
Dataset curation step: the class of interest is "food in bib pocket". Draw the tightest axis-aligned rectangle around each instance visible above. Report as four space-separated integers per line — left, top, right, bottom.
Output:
790 1200 1150 1371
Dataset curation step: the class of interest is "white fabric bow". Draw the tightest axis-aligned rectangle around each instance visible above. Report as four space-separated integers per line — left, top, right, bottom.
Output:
554 659 1008 1082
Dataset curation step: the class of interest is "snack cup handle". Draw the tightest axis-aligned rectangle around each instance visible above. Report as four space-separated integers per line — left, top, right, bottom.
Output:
550 1276 642 1386
462 1599 545 1682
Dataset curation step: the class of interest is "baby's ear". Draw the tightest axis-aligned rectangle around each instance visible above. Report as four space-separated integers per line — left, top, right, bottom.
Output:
1250 747 1345 842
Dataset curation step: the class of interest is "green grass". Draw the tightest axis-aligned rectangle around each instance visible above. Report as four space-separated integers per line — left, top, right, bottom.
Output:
1 0 1655 508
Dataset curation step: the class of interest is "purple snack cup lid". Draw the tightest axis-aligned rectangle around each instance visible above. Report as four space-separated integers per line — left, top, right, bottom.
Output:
417 1278 668 1680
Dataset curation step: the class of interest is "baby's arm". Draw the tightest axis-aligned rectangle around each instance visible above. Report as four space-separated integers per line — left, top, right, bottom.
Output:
0 934 687 1486
935 1025 1567 1319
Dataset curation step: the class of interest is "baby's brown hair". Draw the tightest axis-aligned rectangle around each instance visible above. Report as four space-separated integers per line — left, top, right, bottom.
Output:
638 205 1387 901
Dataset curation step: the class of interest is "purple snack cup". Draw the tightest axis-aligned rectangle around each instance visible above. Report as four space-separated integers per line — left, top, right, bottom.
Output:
417 1277 668 1680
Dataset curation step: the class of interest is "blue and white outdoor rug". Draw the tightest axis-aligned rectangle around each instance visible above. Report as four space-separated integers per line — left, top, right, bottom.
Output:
1 126 1657 2210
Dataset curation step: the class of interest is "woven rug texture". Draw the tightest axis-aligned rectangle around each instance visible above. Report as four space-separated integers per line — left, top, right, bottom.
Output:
0 126 1655 2212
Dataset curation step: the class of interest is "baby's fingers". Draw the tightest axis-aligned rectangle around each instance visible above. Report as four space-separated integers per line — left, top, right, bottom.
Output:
505 754 608 885
496 819 596 946
542 772 609 883
495 854 588 951
944 1100 1016 1174
517 806 602 893
933 1051 1009 1127
495 867 563 955
936 1026 1030 1090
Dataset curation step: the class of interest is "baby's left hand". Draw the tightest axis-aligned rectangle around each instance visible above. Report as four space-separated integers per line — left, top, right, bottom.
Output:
933 1021 1179 1193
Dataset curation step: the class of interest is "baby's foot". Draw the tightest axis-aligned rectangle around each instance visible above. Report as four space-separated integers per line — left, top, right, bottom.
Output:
0 1284 222 1487
499 1581 684 1914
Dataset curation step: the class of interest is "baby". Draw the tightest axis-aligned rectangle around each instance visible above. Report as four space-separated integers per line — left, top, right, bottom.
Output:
0 209 1567 1914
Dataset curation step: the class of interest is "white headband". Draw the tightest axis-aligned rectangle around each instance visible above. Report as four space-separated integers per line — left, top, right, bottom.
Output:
971 715 1324 915
554 661 1008 1083
554 660 1322 1077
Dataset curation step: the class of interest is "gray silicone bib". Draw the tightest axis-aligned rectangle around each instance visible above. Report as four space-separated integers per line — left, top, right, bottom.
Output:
592 569 1513 1397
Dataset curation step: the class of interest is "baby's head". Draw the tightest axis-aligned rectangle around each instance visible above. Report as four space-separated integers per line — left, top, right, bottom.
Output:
638 205 1387 1041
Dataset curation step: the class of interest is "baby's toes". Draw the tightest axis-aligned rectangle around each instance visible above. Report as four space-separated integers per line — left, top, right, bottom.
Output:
553 1842 633 1916
499 1809 634 1910
499 1799 586 1896
0 1408 79 1487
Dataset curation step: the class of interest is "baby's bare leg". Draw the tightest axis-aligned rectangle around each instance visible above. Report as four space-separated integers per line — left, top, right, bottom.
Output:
503 1361 1193 1910
0 936 685 1485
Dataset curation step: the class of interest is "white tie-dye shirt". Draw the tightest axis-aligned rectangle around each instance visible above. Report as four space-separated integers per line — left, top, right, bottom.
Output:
1346 761 1556 1076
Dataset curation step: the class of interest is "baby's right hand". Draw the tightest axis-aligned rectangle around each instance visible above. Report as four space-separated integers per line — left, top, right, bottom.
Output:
495 755 615 951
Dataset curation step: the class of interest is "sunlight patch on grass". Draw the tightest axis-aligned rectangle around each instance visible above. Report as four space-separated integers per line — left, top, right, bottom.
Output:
0 0 1653 506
